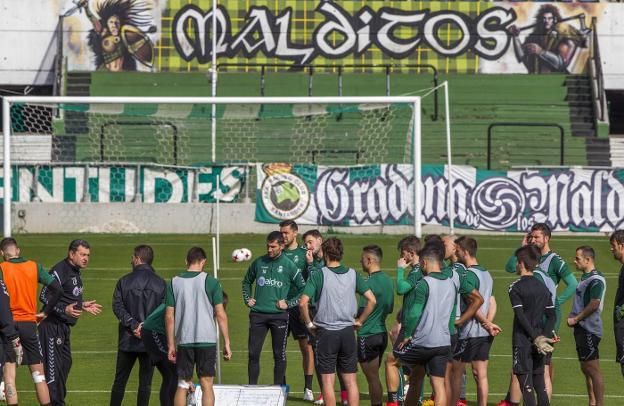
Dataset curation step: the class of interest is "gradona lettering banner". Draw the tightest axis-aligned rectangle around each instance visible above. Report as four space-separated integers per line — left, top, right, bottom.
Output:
62 1 613 74
255 163 624 232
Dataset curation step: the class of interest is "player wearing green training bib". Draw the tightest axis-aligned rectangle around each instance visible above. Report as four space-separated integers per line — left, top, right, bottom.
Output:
279 220 315 401
386 236 422 406
357 245 394 406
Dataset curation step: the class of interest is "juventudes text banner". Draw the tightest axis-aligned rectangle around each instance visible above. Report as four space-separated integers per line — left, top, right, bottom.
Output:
0 165 244 203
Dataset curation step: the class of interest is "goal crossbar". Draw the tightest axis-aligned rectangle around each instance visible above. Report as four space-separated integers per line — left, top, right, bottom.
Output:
2 95 424 237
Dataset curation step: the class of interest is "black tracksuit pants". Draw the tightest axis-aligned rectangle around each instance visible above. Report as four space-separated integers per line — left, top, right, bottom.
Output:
248 311 289 385
39 319 72 406
109 350 154 406
143 328 177 406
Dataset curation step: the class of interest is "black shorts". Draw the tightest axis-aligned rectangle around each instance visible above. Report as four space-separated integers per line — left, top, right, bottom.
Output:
393 339 450 378
176 346 216 379
315 326 357 374
512 345 545 375
288 307 309 341
4 321 43 365
544 352 552 365
574 326 601 362
357 333 388 363
453 336 493 362
450 333 459 354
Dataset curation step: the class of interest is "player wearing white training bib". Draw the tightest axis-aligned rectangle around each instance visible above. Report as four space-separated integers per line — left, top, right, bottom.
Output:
452 237 497 406
393 243 456 406
567 246 606 406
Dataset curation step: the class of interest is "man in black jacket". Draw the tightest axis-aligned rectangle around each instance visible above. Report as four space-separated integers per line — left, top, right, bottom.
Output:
39 239 102 406
110 245 166 406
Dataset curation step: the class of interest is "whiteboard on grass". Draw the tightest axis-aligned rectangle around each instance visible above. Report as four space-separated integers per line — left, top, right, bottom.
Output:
189 385 287 406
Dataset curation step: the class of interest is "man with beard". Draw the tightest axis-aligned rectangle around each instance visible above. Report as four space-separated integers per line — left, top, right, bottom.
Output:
242 231 305 385
39 239 103 406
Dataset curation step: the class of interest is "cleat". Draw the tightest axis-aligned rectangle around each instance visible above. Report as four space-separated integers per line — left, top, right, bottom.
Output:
314 395 324 405
496 400 512 406
303 388 314 401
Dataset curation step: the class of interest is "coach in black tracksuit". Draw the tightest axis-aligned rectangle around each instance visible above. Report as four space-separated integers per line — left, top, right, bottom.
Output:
110 245 166 406
39 239 102 406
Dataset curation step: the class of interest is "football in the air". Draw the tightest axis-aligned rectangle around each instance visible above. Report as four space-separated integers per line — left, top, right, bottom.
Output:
232 248 252 262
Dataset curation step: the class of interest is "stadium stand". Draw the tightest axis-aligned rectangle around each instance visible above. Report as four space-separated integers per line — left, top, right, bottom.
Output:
64 71 599 169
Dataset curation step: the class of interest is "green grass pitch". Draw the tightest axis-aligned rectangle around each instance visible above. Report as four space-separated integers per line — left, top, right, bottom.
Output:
9 233 624 405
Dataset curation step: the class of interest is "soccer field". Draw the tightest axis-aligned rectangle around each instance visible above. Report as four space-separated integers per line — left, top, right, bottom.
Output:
9 233 624 405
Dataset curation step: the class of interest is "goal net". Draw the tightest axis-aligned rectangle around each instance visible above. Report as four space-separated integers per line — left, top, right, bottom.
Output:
1 96 423 234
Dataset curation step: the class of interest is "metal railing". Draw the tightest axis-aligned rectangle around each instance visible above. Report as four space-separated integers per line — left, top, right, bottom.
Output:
589 16 608 123
487 122 564 170
216 63 440 120
99 121 179 165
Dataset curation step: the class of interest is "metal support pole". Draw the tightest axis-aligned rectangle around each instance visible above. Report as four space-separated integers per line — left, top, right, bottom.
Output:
413 99 422 238
216 174 220 271
3 98 12 237
210 0 218 163
308 66 313 97
444 82 454 234
212 236 221 384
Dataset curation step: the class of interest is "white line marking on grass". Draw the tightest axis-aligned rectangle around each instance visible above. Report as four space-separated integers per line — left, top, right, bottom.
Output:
17 390 623 398
72 350 590 362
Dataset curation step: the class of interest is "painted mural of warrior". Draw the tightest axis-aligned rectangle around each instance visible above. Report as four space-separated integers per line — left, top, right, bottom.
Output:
507 5 588 74
79 0 155 71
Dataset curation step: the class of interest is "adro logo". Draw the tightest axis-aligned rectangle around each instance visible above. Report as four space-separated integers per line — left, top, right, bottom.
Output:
261 163 310 221
257 276 284 288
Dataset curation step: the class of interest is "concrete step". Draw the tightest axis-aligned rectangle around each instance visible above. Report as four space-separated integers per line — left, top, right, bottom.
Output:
609 136 624 166
586 138 611 166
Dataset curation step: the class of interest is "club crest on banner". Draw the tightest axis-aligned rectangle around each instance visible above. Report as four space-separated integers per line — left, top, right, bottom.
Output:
260 164 310 221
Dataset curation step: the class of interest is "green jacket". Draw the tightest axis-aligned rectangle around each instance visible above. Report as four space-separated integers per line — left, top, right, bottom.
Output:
242 253 305 314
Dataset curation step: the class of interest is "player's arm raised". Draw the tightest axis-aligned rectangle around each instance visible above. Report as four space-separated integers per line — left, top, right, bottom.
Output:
395 258 414 295
556 260 578 307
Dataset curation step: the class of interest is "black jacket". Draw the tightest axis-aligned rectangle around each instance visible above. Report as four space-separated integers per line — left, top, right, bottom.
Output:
112 264 166 352
40 258 84 326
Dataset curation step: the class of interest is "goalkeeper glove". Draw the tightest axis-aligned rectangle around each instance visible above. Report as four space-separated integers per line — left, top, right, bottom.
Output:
616 305 624 321
11 337 23 365
533 335 555 355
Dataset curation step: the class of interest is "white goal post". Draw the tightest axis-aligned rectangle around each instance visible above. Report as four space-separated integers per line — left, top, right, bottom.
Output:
2 94 456 237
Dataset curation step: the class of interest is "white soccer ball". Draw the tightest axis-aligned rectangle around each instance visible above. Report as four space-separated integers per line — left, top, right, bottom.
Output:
232 248 252 262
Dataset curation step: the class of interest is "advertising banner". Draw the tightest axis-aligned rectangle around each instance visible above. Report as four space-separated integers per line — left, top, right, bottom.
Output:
256 163 624 232
63 1 613 75
0 165 245 203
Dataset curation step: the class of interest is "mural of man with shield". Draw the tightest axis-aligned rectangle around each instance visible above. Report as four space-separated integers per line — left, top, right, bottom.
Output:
69 0 155 71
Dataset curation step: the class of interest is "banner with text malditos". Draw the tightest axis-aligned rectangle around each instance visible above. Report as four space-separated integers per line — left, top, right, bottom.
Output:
255 163 624 232
63 1 616 75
